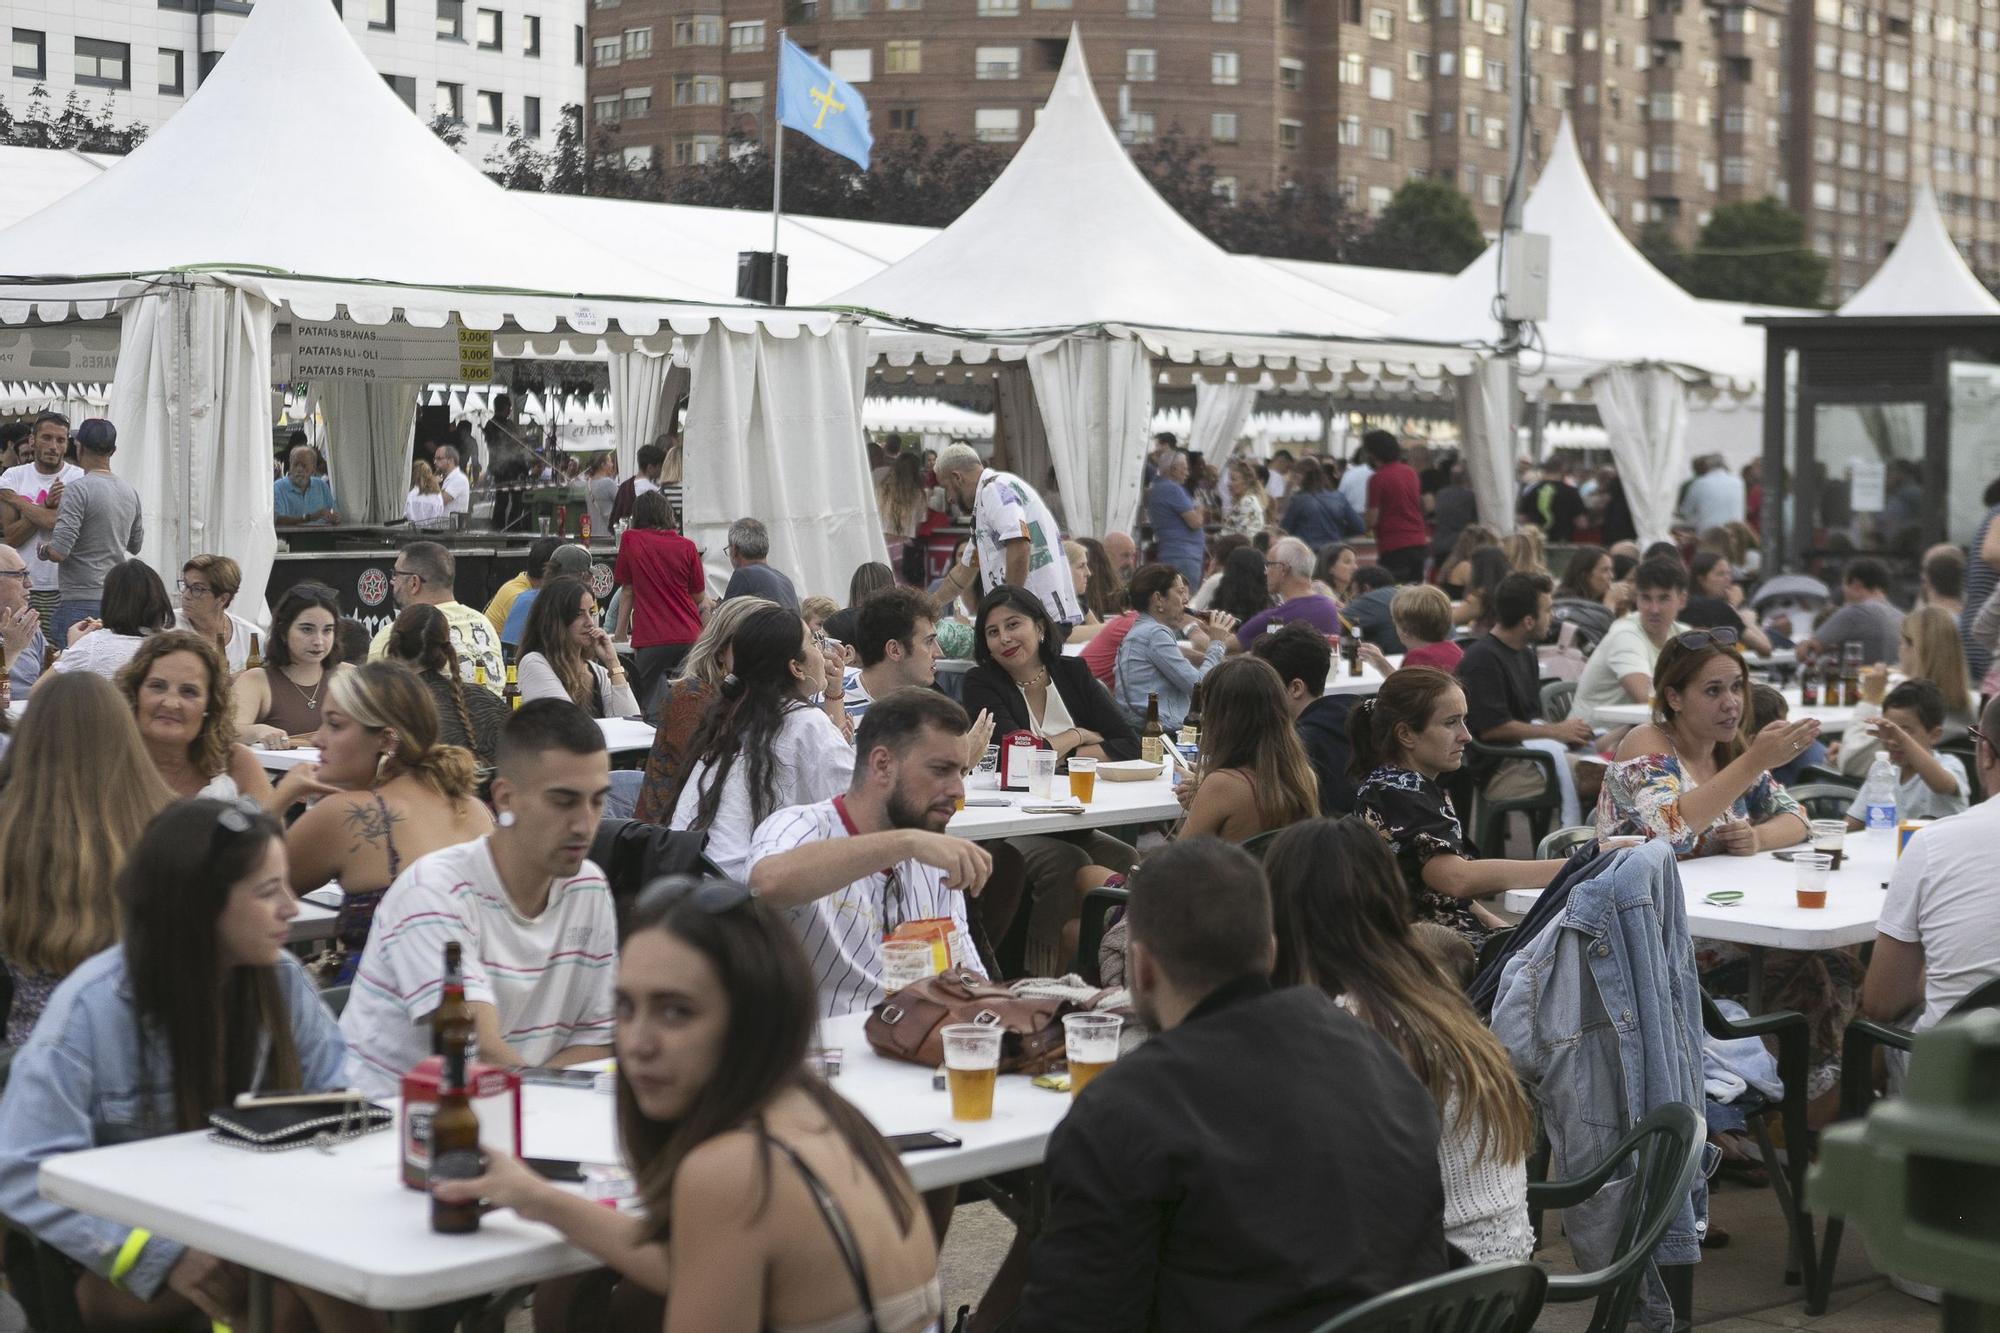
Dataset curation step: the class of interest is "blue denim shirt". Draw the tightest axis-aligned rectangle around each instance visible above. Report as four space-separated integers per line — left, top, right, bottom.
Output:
1490 839 1708 1330
273 475 336 521
1114 614 1224 734
0 947 346 1301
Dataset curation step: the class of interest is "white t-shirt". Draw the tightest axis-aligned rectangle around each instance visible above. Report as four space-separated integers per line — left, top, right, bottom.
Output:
440 467 471 516
1846 752 1970 825
1573 615 1686 728
746 797 984 1017
406 489 448 528
1878 797 2000 1031
669 704 855 881
961 468 1081 626
173 609 261 675
635 477 660 498
0 461 84 591
52 628 146 679
339 836 618 1097
1338 462 1373 513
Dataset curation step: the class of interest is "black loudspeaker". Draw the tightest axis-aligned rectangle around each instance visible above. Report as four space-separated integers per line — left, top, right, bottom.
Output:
737 250 790 305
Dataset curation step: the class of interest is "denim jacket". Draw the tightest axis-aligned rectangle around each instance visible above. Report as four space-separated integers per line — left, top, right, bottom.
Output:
0 947 346 1301
1114 615 1224 734
1490 840 1708 1331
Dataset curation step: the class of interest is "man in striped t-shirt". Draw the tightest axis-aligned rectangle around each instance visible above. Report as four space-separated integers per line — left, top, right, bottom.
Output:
340 700 618 1098
838 585 943 719
748 688 993 1017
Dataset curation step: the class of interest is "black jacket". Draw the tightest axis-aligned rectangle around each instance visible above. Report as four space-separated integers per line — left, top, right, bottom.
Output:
1296 695 1358 816
1018 979 1448 1333
960 656 1141 761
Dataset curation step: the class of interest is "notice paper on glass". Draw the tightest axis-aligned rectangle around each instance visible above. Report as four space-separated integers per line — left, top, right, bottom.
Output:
1849 459 1886 514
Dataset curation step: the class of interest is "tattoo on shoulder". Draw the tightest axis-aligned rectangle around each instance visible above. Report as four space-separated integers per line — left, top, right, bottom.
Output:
341 800 405 854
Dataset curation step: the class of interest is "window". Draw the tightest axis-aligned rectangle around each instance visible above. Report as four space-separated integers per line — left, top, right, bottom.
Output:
829 47 871 80
1214 175 1238 203
621 86 650 117
889 107 919 129
978 0 1021 14
886 39 921 72
1033 0 1074 9
1211 111 1239 141
834 0 869 12
1129 0 1157 14
436 0 464 39
1369 65 1392 97
369 0 395 30
1406 50 1427 78
1369 186 1393 214
1368 124 1393 158
1284 0 1303 21
974 107 1021 141
523 95 541 135
1410 0 1428 18
672 136 722 165
1127 111 1155 141
1483 172 1503 205
1486 58 1504 89
477 90 503 129
624 26 651 56
1485 1 1506 31
593 36 621 64
1437 50 1455 76
977 45 1021 77
1339 114 1361 144
623 145 656 170
1408 108 1428 138
592 93 619 122
522 14 539 53
437 81 465 118
672 74 719 104
74 37 131 88
1340 51 1364 83
728 20 765 50
729 79 764 107
1214 0 1241 16
1127 48 1157 80
575 24 584 62
888 0 922 8
1212 50 1240 83
674 15 721 44
1370 7 1394 36
384 73 417 108
476 8 500 48
159 46 184 94
1551 24 1570 52
1278 117 1302 148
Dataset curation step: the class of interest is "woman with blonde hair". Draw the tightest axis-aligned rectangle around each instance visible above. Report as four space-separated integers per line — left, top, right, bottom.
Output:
0 673 174 1044
286 661 493 979
1841 604 1977 776
407 459 448 528
116 630 327 812
1500 527 1548 578
876 451 928 577
1222 458 1272 538
1438 523 1499 598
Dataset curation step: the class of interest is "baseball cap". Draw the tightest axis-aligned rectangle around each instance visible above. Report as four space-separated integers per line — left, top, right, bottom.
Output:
74 419 117 453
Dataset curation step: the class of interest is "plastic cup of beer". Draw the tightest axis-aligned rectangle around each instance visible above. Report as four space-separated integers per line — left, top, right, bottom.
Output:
1808 818 1846 871
1063 1012 1122 1098
1794 851 1832 909
941 1023 1002 1122
880 939 936 995
1027 749 1057 800
1068 757 1098 804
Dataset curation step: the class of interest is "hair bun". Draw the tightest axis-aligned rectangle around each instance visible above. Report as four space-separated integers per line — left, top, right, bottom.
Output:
719 672 746 701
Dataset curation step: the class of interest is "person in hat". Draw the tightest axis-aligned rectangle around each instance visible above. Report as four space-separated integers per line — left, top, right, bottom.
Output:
43 418 144 642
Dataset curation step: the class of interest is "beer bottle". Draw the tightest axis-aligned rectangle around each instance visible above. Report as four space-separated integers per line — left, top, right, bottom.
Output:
1140 693 1164 764
428 1036 482 1235
504 662 522 710
245 632 263 671
579 512 592 545
1800 657 1820 707
433 942 475 1064
1340 617 1363 676
474 662 488 690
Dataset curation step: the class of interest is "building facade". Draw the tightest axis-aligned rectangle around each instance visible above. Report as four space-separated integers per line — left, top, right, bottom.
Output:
4 0 586 166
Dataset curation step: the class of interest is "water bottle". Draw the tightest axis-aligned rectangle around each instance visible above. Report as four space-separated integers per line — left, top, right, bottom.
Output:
1863 750 1899 832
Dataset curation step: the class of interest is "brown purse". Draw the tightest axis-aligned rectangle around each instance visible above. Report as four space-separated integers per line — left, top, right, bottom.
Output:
864 969 1076 1075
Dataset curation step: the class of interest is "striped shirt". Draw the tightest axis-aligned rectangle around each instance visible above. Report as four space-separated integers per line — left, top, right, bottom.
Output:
841 666 875 718
747 798 984 1018
339 836 617 1098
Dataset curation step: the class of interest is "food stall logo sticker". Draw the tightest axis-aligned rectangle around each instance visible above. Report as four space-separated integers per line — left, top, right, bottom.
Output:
590 564 615 599
358 568 390 607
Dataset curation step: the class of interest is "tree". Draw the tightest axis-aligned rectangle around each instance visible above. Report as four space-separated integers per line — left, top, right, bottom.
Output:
477 105 665 200
427 111 468 150
1680 197 1829 308
663 131 1006 226
1354 178 1486 272
1637 221 1687 283
0 84 148 153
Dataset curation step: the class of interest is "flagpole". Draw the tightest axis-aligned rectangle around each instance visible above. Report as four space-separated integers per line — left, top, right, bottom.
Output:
769 27 786 299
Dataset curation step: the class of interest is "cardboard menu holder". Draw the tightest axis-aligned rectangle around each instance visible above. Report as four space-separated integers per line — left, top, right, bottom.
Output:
400 1056 522 1190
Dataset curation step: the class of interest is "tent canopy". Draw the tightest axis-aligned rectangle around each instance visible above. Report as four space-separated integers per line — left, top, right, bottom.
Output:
1838 184 2000 317
1387 117 1761 390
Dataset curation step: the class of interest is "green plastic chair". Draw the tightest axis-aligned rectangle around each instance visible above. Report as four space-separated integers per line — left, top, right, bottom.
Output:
1240 828 1285 862
1535 824 1598 860
1306 1261 1546 1333
1071 885 1130 987
1461 741 1563 859
1540 679 1578 723
1938 736 1981 804
1784 782 1858 823
1528 1102 1704 1333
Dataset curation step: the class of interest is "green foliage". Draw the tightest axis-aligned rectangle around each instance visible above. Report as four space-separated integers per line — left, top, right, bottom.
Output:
1354 178 1487 272
1637 222 1687 283
0 84 148 154
476 105 664 200
1680 197 1829 308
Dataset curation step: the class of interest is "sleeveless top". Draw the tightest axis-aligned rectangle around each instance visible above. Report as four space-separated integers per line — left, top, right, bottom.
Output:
330 792 405 985
260 667 326 739
763 1138 944 1333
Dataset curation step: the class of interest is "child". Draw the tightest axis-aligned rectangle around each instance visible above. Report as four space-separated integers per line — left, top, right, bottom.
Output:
1389 584 1463 672
1844 679 1969 830
800 594 838 638
1754 683 1828 787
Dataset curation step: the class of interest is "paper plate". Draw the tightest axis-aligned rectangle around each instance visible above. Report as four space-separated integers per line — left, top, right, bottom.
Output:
1098 760 1164 782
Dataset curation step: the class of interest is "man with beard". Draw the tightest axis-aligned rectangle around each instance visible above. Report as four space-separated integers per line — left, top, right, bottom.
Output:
747 688 992 1017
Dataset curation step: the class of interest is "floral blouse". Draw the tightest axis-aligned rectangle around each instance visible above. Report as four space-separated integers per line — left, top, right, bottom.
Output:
1595 750 1806 857
633 676 716 824
1355 764 1489 944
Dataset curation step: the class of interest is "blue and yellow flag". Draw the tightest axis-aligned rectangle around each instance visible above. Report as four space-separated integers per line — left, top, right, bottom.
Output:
776 34 873 169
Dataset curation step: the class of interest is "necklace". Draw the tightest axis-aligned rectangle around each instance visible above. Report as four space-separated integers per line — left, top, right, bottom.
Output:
287 665 325 710
1016 667 1050 689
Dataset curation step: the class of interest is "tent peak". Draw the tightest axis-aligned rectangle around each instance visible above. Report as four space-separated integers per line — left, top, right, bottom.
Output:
1840 182 2000 317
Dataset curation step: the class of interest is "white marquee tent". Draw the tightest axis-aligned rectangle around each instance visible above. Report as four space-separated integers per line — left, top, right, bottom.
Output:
1838 184 2000 318
0 0 882 609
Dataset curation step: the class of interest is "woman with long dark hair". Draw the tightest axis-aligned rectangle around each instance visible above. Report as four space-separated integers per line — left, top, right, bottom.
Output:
432 877 939 1331
519 575 639 718
1209 544 1276 627
383 602 511 769
0 799 366 1332
234 580 343 747
1452 545 1512 631
1177 656 1319 840
1266 816 1534 1263
612 489 706 710
666 605 852 880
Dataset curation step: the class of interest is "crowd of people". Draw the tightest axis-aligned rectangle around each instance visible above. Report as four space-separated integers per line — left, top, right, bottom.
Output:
4 404 2000 1333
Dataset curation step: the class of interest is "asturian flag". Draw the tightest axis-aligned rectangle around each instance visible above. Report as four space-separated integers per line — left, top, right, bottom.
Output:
776 34 873 169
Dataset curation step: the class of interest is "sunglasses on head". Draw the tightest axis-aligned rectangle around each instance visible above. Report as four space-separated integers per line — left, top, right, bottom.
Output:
1674 627 1739 652
636 875 753 917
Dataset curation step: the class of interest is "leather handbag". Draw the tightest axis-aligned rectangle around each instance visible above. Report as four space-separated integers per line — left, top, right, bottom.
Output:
864 968 1076 1075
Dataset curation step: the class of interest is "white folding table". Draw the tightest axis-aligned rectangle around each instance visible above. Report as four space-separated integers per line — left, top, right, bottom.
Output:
1502 826 1897 1009
254 716 658 772
36 1012 1072 1331
946 770 1182 840
1594 688 1860 736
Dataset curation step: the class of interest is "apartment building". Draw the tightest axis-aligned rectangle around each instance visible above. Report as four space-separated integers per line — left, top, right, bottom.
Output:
4 0 587 166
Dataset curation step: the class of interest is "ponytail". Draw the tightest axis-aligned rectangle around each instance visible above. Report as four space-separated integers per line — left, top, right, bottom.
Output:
406 742 480 803
1346 666 1461 780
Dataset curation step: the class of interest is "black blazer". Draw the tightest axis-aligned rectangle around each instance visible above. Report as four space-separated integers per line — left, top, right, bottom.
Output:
961 655 1142 761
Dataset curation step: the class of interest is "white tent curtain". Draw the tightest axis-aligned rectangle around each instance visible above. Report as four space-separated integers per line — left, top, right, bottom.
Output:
317 379 419 526
993 365 1055 517
1595 365 1691 549
1454 358 1517 537
609 349 672 476
109 283 278 619
1027 335 1152 539
1190 380 1258 466
683 324 885 601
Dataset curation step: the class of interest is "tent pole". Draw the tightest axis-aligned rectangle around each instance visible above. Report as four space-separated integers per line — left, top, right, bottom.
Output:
770 28 785 299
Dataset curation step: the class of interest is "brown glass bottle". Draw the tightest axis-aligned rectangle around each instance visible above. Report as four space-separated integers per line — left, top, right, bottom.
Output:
1140 693 1164 764
245 632 263 671
503 662 522 711
428 1039 482 1234
433 942 474 1064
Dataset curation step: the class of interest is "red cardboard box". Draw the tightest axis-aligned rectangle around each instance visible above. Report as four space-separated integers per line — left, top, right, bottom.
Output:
400 1057 522 1191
